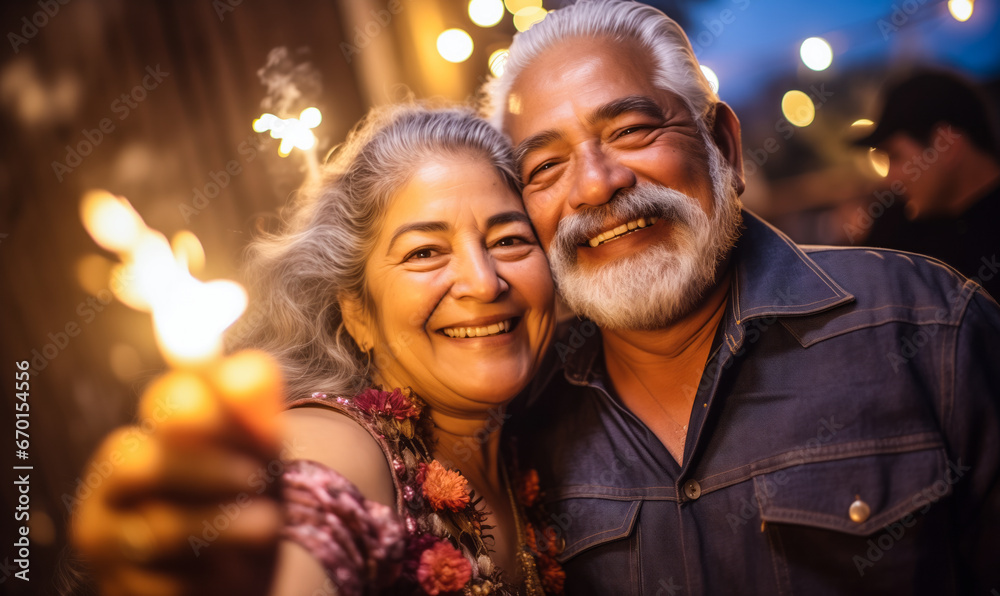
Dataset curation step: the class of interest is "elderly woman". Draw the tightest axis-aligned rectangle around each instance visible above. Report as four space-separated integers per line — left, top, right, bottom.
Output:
70 106 559 596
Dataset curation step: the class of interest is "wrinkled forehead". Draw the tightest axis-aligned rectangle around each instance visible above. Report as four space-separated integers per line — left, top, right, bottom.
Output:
502 36 662 142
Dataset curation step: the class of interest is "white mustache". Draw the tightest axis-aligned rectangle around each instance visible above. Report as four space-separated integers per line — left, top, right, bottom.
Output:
551 184 703 264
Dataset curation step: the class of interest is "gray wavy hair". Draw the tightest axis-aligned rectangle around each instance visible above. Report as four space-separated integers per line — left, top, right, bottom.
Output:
228 105 521 401
482 0 718 130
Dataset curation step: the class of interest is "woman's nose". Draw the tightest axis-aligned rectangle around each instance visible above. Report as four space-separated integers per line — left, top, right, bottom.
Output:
450 247 508 302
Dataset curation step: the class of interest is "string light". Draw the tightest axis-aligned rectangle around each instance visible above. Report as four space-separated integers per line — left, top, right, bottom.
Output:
469 0 504 27
513 6 547 31
948 0 974 21
437 28 474 63
489 49 509 77
800 37 833 71
781 90 816 127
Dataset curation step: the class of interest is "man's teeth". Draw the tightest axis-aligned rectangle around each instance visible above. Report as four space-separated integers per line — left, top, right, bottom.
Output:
587 216 659 247
442 319 513 338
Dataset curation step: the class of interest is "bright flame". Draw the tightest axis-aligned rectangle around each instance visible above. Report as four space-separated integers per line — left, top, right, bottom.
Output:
80 191 247 365
700 65 719 94
470 0 505 27
489 49 509 78
171 230 206 274
252 107 322 158
869 148 890 177
504 0 541 14
948 0 974 21
80 190 145 253
513 6 547 31
800 37 833 71
437 29 474 63
782 90 816 127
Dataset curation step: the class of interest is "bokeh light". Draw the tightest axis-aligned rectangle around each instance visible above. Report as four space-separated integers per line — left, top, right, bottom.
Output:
781 90 816 127
800 37 833 71
513 6 547 31
437 28 474 63
469 0 505 27
700 65 719 94
489 49 510 78
948 0 974 21
504 0 541 14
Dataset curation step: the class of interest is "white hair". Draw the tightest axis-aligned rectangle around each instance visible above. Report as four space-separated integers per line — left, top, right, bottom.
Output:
482 0 718 130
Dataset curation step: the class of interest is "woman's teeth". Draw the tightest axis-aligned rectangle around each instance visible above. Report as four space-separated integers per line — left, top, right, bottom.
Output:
442 319 513 338
587 216 659 247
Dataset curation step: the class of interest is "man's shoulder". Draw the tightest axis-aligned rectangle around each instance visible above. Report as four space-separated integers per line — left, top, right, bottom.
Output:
777 244 988 347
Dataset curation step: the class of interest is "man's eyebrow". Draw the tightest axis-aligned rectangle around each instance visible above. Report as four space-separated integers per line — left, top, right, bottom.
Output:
587 95 664 125
387 221 449 252
514 129 563 168
486 211 532 229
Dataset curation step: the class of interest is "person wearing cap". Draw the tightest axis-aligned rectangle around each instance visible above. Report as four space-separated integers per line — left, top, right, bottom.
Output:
856 70 1000 298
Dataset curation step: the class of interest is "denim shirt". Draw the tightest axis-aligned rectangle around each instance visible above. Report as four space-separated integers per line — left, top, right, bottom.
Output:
509 211 1000 595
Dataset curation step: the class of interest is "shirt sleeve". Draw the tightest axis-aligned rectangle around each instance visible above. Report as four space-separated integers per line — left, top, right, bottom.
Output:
281 458 406 596
949 287 1000 593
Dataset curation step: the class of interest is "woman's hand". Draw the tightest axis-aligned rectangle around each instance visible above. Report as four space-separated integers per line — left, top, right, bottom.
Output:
71 351 287 596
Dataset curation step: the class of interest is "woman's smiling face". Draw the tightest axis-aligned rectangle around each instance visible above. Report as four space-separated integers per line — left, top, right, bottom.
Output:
345 155 555 415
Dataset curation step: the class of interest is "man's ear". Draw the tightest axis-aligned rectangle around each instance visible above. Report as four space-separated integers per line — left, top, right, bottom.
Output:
340 295 375 353
712 102 746 196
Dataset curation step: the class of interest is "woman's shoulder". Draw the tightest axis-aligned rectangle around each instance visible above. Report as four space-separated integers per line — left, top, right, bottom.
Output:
281 397 396 507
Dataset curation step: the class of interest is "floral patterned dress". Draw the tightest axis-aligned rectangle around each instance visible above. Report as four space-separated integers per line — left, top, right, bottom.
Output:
281 388 565 596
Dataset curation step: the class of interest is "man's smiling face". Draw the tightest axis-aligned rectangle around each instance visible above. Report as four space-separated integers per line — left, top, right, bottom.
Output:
502 36 744 329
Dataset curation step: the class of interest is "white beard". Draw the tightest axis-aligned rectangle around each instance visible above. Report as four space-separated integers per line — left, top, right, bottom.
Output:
547 135 742 331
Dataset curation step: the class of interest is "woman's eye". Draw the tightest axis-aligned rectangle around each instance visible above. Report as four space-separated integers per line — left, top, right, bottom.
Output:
405 248 436 261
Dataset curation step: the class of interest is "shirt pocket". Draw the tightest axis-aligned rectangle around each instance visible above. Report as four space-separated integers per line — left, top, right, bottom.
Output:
753 446 951 535
752 445 958 595
542 497 642 595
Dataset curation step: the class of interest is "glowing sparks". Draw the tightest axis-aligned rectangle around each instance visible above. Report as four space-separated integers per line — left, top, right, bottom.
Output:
252 106 322 157
80 190 247 365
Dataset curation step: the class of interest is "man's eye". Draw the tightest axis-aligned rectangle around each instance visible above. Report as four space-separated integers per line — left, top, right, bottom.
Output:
617 126 647 138
528 161 555 181
495 236 524 247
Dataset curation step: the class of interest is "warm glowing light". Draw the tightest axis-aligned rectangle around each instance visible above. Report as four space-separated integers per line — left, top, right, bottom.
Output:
252 107 322 158
782 90 816 127
171 230 205 274
948 0 974 21
800 37 833 71
75 254 115 297
513 6 547 31
153 279 248 366
80 190 145 253
437 29 474 63
504 0 541 14
700 65 719 94
489 49 509 77
80 191 248 364
869 148 890 177
469 0 505 27
508 93 522 115
851 118 875 129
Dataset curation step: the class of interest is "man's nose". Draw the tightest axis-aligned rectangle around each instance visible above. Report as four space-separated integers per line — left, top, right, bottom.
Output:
450 248 508 302
569 143 635 210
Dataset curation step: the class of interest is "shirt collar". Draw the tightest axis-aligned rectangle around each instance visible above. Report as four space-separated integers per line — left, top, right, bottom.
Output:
562 209 855 384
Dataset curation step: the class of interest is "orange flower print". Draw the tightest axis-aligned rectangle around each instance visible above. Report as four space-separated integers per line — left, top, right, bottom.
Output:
421 460 471 512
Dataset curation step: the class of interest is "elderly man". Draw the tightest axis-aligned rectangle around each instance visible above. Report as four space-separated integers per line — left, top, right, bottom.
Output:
485 1 1000 594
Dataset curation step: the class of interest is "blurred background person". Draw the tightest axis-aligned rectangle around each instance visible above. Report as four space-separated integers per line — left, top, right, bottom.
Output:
854 70 1000 298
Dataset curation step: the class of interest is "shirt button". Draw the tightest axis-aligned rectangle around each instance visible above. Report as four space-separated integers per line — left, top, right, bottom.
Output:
683 479 702 500
849 498 871 523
